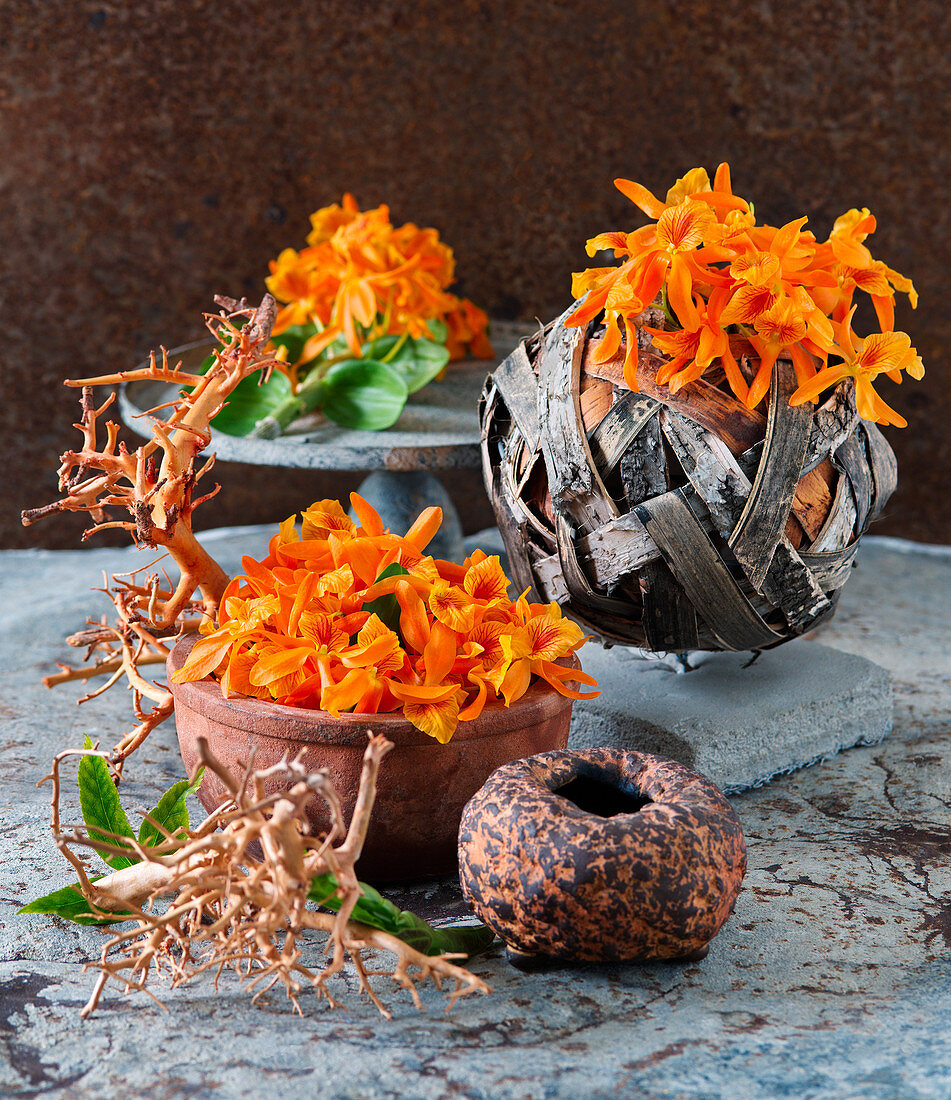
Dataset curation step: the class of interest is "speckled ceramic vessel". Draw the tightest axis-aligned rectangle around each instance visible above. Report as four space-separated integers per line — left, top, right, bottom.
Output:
458 748 746 964
169 635 578 882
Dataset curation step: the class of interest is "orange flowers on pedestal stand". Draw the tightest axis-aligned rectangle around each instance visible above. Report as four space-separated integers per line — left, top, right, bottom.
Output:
266 194 493 365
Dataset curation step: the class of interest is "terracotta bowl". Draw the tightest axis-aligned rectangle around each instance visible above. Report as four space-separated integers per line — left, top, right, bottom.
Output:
458 748 746 965
168 635 577 882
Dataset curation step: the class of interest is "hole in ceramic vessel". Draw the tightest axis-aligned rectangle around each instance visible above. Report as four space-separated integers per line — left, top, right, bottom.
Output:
554 773 652 818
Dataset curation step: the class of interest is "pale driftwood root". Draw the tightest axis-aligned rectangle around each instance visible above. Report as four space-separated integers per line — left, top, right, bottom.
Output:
45 735 491 1020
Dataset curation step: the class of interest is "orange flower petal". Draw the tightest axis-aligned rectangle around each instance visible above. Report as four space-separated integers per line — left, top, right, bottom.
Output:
458 674 489 722
614 178 668 219
789 365 848 406
746 343 779 409
389 680 460 704
249 646 315 687
496 659 532 707
463 555 510 603
169 634 233 683
301 499 356 541
320 668 373 717
402 693 461 744
403 506 442 552
395 578 431 652
533 660 601 700
592 313 622 364
428 581 476 633
350 493 384 536
422 621 458 685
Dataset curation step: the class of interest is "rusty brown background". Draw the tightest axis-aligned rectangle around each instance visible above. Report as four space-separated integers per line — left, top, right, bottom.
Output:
3 0 948 549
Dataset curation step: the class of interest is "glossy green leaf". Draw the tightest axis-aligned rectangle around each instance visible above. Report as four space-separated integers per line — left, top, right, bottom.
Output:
17 879 129 926
138 767 204 849
317 360 408 430
208 369 293 437
360 334 401 361
78 740 137 870
363 334 450 393
425 318 448 344
389 338 450 394
361 562 409 633
21 766 210 926
308 874 495 958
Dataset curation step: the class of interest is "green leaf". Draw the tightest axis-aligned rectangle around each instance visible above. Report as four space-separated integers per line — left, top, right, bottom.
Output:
385 910 498 958
361 562 409 633
363 334 450 394
392 339 451 394
359 334 401 361
209 369 293 437
78 739 137 870
317 359 408 430
425 318 448 344
17 879 129 926
190 318 296 437
308 874 496 958
138 767 204 849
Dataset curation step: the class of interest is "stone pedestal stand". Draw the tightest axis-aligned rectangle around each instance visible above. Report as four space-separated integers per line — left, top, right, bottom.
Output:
568 641 892 792
120 323 533 563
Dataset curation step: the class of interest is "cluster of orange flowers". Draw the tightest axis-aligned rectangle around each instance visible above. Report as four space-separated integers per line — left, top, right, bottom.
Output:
265 194 493 365
171 495 597 744
567 164 922 426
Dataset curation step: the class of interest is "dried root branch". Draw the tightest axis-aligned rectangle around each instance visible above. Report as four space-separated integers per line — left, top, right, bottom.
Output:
23 294 279 627
49 734 491 1019
24 295 281 763
42 567 199 773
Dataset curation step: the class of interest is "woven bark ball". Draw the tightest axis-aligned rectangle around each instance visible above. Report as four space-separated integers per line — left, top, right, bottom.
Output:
479 303 897 651
457 748 746 964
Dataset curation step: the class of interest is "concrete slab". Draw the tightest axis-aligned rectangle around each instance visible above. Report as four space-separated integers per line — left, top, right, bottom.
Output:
568 642 893 792
464 525 895 791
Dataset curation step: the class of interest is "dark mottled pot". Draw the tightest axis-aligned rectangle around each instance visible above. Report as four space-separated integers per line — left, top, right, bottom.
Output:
168 635 576 882
458 748 746 963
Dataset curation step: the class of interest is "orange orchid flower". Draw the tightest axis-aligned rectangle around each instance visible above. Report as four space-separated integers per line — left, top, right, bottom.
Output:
265 194 492 364
565 164 922 424
790 321 923 427
171 493 599 743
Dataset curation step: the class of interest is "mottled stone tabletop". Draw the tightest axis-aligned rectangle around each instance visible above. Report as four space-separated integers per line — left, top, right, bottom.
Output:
1 532 950 1099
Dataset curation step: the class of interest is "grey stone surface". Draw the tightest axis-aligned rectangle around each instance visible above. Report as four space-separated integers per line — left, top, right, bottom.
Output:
1 533 951 1098
569 643 893 793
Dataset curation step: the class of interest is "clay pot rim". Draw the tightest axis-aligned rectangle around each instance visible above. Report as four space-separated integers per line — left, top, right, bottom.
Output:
167 633 580 748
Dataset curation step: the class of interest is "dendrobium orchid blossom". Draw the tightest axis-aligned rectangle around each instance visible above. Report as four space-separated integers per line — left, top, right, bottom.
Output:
266 194 492 367
567 164 922 425
171 495 598 743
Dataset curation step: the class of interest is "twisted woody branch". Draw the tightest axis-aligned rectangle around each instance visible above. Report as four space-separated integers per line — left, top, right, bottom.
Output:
24 294 277 625
22 295 280 764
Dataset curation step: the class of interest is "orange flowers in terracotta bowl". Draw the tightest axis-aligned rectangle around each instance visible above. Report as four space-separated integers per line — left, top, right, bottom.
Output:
172 493 596 742
168 494 598 879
